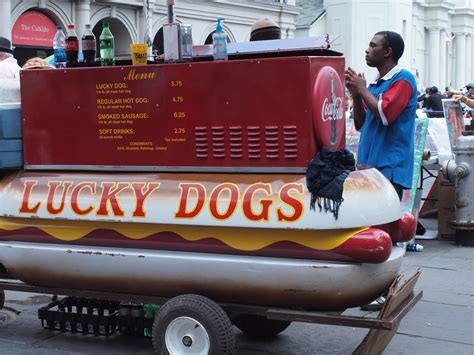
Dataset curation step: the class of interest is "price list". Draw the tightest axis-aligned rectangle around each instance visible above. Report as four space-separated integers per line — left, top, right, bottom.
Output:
95 70 156 152
167 79 187 144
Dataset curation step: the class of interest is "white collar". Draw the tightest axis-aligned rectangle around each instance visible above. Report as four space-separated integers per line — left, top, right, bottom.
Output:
370 65 402 84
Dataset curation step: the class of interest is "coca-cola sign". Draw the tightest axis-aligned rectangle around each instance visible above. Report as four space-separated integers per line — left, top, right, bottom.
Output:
312 65 345 148
321 96 344 122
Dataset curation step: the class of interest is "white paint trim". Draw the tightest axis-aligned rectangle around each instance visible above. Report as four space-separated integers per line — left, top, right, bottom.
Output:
378 94 389 126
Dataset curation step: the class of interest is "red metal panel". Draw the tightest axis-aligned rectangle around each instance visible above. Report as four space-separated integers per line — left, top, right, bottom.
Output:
20 56 345 171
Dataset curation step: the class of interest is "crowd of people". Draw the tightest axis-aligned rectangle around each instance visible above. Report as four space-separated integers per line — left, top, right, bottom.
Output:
417 83 474 116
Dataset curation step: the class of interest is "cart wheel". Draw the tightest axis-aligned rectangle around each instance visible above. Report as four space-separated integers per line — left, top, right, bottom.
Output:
233 314 291 338
151 294 234 355
0 290 4 310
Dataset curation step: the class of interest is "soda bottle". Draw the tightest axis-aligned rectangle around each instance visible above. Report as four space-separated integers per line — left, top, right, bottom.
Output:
65 24 79 67
53 26 66 68
82 24 96 66
99 22 115 66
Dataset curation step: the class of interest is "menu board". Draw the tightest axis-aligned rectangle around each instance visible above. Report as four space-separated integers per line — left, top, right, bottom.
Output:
94 68 182 154
20 57 346 171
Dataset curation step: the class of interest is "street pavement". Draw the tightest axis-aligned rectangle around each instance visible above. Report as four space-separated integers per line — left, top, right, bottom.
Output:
0 217 473 354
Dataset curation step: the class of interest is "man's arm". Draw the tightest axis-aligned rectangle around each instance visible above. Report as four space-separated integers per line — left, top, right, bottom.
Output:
345 67 378 130
424 96 432 110
356 86 381 118
351 94 366 130
453 94 474 109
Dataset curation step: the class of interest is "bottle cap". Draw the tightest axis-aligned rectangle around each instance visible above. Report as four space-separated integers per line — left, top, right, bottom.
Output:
85 24 91 29
56 25 62 30
216 18 224 33
103 22 109 28
68 24 74 29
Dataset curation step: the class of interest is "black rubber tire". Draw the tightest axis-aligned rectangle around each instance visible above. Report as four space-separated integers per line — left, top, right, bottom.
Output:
233 314 291 338
0 290 4 310
151 294 234 355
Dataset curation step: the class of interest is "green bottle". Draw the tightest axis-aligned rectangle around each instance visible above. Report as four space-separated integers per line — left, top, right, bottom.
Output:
99 22 115 66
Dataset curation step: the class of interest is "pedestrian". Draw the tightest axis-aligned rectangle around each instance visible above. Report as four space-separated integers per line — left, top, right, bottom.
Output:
424 86 444 117
0 36 21 79
417 87 430 108
345 31 417 200
465 82 474 99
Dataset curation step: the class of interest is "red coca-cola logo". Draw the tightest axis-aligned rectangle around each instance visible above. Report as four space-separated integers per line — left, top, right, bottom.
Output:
321 96 344 122
312 65 345 148
65 41 78 51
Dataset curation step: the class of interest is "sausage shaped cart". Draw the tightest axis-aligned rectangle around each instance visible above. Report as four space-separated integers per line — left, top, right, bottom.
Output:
0 37 421 354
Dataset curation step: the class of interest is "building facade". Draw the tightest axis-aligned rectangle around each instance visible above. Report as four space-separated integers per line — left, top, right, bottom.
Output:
0 0 472 90
296 0 474 91
0 0 298 65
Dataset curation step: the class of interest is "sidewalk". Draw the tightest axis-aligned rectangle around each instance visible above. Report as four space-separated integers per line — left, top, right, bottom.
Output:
384 217 473 354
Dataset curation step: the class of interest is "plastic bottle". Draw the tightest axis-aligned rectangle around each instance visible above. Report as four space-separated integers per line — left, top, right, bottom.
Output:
406 243 423 252
212 18 228 61
99 22 115 67
82 24 96 67
53 26 66 68
65 24 79 67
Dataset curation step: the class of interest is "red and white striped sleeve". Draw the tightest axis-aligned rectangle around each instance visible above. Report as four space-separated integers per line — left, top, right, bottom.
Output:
377 80 413 125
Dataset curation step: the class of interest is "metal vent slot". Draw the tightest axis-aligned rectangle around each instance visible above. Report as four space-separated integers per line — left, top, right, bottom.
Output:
212 126 226 158
283 125 298 159
229 126 243 158
195 126 208 158
265 126 279 159
247 126 261 159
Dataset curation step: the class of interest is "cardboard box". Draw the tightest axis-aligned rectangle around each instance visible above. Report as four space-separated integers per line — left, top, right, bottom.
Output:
437 176 456 240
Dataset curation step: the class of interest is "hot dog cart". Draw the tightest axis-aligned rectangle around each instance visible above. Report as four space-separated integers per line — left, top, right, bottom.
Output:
0 36 421 354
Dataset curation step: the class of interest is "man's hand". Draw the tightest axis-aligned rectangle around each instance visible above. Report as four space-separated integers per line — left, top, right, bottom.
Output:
345 67 366 96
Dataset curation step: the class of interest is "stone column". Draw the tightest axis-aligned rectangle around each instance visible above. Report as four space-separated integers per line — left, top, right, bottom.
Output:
466 35 472 87
0 0 12 40
439 30 447 91
75 0 91 52
455 33 466 91
428 27 441 87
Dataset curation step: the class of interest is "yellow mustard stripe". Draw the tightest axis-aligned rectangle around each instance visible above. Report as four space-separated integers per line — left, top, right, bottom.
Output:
0 217 367 251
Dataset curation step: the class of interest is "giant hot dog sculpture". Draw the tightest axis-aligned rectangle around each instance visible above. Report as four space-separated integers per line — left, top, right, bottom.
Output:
0 169 414 310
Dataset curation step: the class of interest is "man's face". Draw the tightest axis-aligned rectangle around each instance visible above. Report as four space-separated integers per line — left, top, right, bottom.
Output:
365 35 389 67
